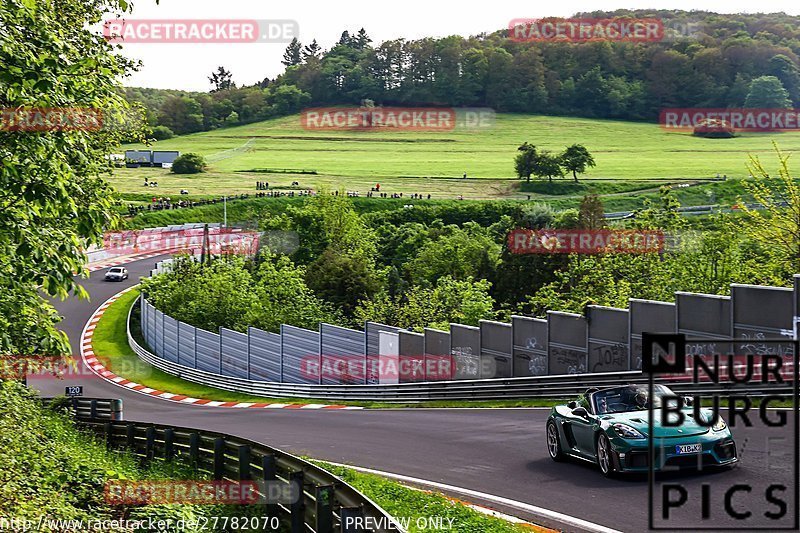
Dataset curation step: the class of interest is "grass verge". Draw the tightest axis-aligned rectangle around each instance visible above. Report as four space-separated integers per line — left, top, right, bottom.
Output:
91 288 560 409
311 460 554 533
0 381 275 530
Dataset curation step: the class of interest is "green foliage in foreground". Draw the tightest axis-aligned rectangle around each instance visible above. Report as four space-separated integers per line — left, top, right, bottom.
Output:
313 461 535 533
1 0 136 359
0 381 268 532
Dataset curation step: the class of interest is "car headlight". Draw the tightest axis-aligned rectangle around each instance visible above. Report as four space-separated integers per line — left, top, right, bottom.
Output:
612 423 646 439
712 417 727 432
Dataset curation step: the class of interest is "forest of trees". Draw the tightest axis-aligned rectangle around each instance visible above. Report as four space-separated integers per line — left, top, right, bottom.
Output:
126 10 800 136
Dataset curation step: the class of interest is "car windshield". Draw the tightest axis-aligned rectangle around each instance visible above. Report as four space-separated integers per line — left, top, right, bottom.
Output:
592 384 674 414
109 268 123 273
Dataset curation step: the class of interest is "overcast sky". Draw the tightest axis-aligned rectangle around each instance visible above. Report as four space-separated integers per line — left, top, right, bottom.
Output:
117 0 800 92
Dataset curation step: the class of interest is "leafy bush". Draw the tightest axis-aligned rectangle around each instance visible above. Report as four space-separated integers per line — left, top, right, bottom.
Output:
151 125 175 140
171 153 207 174
140 254 337 333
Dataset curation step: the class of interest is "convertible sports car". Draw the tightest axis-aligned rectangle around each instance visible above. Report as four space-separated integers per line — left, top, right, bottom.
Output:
546 384 737 476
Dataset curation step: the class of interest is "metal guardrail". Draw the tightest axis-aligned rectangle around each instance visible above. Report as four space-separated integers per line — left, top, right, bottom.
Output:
52 397 401 532
41 397 124 421
126 301 793 401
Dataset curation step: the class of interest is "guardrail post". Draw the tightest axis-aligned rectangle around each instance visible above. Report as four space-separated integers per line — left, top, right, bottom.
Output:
238 445 251 481
315 485 334 533
90 399 98 419
164 428 175 462
126 423 136 452
340 507 364 532
111 399 123 421
262 454 277 517
289 471 305 533
189 432 200 468
145 427 156 461
104 422 113 449
213 438 226 480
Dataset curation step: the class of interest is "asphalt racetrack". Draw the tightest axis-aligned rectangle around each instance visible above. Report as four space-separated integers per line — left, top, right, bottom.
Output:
31 254 799 532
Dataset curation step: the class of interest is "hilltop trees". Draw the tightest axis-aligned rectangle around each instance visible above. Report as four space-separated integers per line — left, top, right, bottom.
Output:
132 12 800 136
282 38 303 67
208 66 235 92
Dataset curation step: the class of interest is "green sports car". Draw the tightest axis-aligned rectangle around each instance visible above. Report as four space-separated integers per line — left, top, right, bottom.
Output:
546 384 738 476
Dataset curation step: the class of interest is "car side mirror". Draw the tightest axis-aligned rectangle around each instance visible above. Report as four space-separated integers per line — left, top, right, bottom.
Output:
567 401 577 409
572 406 589 418
684 396 694 407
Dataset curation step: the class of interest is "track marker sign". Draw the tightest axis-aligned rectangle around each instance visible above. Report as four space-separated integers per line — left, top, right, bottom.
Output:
65 385 83 397
644 333 799 530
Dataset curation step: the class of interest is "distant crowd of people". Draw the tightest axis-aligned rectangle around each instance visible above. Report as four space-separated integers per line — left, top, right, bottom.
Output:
255 190 314 198
344 190 432 199
126 193 252 216
126 182 449 218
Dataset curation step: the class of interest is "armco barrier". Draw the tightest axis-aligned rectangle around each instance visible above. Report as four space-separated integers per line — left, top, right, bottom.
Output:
128 303 793 400
40 397 124 420
56 398 401 532
129 258 800 399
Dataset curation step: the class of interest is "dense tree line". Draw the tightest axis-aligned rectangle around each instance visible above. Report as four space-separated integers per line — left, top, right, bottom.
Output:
128 9 800 137
124 83 311 136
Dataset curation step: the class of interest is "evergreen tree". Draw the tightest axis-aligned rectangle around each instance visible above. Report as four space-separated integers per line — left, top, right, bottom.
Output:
282 38 303 66
303 39 322 61
208 66 235 92
354 28 372 50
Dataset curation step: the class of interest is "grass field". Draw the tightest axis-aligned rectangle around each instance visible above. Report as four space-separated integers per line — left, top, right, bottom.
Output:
115 112 799 200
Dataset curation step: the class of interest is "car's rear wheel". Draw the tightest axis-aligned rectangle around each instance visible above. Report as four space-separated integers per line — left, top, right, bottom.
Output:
597 433 615 477
546 421 565 462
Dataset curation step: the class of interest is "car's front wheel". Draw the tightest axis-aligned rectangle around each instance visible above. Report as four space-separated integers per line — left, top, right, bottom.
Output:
597 433 615 477
546 420 565 462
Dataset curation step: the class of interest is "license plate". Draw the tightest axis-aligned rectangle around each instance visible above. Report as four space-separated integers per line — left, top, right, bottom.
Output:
675 443 702 455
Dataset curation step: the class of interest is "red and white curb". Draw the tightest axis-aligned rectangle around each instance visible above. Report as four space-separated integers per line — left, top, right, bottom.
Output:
86 248 183 273
80 287 362 411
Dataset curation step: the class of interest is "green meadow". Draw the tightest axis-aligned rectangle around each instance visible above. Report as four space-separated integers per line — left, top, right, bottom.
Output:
116 113 800 200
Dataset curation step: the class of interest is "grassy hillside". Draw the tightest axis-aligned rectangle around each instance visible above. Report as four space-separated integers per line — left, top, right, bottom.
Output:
115 113 799 199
